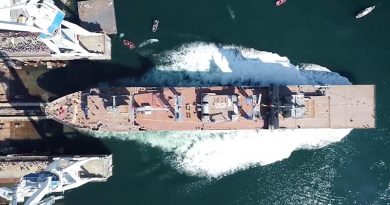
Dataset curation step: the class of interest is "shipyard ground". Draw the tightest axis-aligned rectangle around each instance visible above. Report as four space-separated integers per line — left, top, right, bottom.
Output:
78 0 118 34
0 64 57 141
0 65 110 184
0 156 50 184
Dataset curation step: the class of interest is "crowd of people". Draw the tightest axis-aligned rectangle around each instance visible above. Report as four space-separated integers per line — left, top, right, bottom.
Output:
0 160 49 172
0 32 51 55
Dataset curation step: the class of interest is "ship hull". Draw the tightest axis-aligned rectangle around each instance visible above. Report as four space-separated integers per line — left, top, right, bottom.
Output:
46 85 376 132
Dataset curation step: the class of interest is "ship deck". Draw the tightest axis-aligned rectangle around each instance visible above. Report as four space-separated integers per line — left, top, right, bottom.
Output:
132 87 267 130
46 85 376 131
278 85 375 129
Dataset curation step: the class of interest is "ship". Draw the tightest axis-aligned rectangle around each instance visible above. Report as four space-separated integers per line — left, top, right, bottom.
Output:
0 155 113 204
44 85 376 132
0 0 111 61
356 5 376 19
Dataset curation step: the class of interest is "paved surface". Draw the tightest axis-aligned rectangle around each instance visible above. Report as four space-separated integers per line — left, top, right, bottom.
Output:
78 0 117 34
0 156 50 183
79 35 106 53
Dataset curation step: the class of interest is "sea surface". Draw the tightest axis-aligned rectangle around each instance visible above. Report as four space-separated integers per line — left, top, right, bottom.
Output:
42 0 390 204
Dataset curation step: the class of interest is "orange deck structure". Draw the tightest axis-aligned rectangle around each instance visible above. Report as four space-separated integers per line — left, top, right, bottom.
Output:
45 85 376 132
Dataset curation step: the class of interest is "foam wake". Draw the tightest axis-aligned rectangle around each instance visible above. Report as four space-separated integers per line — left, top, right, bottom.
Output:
120 42 350 87
227 5 236 20
90 129 351 178
153 42 350 85
95 42 353 178
138 39 159 48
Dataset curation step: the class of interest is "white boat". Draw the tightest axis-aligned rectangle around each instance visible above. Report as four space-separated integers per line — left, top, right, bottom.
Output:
356 5 376 18
276 0 286 6
152 20 159 32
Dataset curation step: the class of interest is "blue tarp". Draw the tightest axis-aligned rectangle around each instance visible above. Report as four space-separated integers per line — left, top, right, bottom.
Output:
39 11 65 38
47 11 65 34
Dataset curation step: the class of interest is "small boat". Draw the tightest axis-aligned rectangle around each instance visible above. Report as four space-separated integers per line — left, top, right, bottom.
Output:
276 0 286 6
356 5 375 18
152 20 159 32
123 40 136 49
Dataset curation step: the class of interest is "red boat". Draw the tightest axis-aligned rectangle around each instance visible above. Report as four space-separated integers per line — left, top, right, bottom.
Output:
276 0 286 6
123 40 136 49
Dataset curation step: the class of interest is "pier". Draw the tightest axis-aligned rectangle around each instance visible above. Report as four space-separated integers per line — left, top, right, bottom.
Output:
0 0 114 62
0 156 50 184
0 155 113 184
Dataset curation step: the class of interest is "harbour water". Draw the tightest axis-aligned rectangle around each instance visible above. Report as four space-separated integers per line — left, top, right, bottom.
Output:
37 0 390 204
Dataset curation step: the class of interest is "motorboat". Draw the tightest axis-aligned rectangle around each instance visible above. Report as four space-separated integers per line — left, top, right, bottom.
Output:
123 39 136 49
152 20 159 32
356 5 375 18
276 0 286 6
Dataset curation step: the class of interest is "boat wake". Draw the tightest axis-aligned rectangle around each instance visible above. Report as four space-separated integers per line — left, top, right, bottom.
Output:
138 39 159 48
154 42 350 85
91 129 351 178
94 41 353 178
114 42 350 87
227 5 236 20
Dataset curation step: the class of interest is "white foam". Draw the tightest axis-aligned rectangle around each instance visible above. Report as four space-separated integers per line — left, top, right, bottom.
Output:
94 42 353 178
376 182 390 203
239 46 292 67
299 63 331 72
299 63 350 85
138 39 159 48
91 129 351 178
227 5 236 20
155 42 350 85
